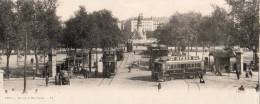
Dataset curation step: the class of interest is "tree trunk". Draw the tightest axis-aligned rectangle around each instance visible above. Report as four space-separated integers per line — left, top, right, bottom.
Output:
43 51 46 78
208 45 211 71
196 46 198 56
67 48 72 77
187 42 190 56
253 50 258 71
73 48 77 68
17 49 19 65
82 48 85 68
6 52 11 79
34 48 39 78
89 48 92 72
96 47 98 70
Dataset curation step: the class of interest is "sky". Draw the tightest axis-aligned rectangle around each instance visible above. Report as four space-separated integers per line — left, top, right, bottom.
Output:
56 0 228 21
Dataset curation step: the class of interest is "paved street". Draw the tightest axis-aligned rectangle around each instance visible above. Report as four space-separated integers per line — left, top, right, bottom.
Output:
1 52 259 104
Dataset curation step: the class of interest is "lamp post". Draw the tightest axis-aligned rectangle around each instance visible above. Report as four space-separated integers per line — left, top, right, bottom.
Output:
256 5 260 104
23 27 27 94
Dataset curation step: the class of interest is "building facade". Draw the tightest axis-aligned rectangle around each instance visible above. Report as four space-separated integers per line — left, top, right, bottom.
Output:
123 16 169 32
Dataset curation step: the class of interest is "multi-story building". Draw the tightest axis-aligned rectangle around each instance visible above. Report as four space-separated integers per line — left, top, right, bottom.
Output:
123 16 169 32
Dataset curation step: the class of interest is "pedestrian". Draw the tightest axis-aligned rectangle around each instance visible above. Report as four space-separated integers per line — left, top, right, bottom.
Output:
249 70 253 78
31 58 34 64
128 66 131 73
158 82 162 92
234 63 240 80
255 84 259 91
238 85 245 91
245 71 249 78
235 70 240 80
199 73 205 84
249 61 253 78
95 70 98 78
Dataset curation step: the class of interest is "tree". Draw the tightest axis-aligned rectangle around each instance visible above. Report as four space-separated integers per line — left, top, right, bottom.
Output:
197 6 233 49
0 0 20 79
61 7 122 73
154 12 202 53
226 0 260 69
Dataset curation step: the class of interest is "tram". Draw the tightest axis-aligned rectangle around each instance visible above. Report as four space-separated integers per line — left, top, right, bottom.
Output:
126 40 133 52
116 46 124 61
102 48 117 78
147 44 168 58
151 56 205 82
148 44 169 70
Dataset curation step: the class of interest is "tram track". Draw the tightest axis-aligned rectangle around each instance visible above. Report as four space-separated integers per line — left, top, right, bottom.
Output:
98 52 130 86
184 77 201 91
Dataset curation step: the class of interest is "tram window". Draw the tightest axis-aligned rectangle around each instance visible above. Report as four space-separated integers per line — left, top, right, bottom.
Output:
180 64 184 68
169 65 173 69
187 64 190 68
192 64 195 67
197 63 201 67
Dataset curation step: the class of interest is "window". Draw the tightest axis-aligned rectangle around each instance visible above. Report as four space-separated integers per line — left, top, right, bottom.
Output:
187 64 190 68
181 64 184 68
197 63 201 67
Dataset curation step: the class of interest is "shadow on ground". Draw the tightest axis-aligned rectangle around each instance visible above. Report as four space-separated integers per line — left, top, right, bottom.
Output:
128 76 154 82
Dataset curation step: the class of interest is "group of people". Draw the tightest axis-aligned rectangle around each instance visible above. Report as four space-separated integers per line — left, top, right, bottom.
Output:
212 61 255 80
234 61 254 80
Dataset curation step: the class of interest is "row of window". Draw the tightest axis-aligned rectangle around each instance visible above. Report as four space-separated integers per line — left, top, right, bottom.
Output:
168 63 201 69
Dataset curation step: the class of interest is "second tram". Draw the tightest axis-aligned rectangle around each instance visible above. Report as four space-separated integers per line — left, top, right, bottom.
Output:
152 56 205 82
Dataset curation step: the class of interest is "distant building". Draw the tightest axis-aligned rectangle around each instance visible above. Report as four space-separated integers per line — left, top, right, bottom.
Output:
123 16 169 32
117 21 123 30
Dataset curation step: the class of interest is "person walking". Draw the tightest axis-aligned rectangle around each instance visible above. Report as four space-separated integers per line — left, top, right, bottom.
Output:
199 73 205 84
233 63 240 80
128 66 132 73
249 61 254 78
158 82 162 92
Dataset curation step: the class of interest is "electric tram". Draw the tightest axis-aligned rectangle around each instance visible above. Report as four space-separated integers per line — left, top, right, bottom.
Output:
126 40 133 52
148 44 169 70
102 48 117 78
116 46 124 61
151 56 205 82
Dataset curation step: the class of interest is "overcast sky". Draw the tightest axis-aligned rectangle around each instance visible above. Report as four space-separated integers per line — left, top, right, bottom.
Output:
56 0 228 21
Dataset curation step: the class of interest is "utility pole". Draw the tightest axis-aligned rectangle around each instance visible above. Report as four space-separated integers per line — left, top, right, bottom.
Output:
256 3 260 104
23 29 27 93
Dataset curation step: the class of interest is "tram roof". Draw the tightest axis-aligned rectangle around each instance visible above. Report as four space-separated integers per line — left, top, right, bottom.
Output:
103 48 117 51
154 56 202 63
149 44 167 48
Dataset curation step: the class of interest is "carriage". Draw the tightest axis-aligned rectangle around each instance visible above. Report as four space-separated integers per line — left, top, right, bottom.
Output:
151 56 205 82
102 48 117 78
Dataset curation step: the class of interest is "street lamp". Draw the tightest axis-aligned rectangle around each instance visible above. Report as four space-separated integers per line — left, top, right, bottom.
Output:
23 26 27 94
256 0 260 91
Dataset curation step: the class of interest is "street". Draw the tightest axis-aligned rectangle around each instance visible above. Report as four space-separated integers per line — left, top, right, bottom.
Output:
1 52 259 104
